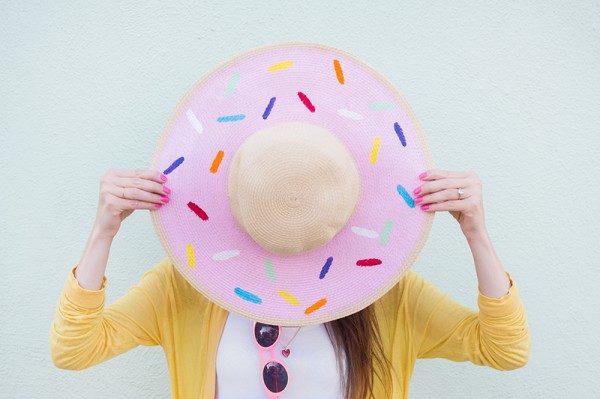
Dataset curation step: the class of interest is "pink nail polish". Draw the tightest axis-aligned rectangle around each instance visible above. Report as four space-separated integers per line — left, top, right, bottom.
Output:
160 173 168 181
414 196 423 204
154 203 162 209
419 172 427 180
420 204 430 211
160 195 169 203
413 186 422 195
163 185 171 194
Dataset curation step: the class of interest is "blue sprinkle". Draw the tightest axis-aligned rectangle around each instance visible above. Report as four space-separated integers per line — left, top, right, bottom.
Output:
394 122 407 147
319 256 333 279
163 156 184 175
262 97 276 120
397 184 416 208
217 114 246 123
234 287 262 304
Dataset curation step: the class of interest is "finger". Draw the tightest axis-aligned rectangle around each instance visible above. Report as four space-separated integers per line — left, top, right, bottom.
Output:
421 199 468 212
106 184 168 205
112 168 167 184
114 176 170 196
415 187 469 205
414 177 470 196
113 196 163 211
419 169 466 181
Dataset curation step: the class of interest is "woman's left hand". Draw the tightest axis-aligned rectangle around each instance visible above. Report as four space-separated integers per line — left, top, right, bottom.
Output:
413 169 486 238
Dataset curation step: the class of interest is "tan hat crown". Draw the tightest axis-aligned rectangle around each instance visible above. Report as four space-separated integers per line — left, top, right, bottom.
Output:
227 121 361 254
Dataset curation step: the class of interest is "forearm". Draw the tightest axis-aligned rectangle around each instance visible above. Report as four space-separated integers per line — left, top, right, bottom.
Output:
74 222 114 290
465 230 511 298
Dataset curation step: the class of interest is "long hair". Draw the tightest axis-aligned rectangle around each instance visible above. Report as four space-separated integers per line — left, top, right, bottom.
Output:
325 304 395 399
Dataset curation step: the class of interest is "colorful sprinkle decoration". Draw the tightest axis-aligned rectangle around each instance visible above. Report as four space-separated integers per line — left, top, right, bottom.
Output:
396 184 416 208
217 114 246 123
262 97 276 120
187 201 209 221
235 287 262 304
380 219 394 246
225 71 240 96
264 259 276 282
186 243 195 269
356 258 382 267
278 289 300 306
185 109 203 134
210 150 224 174
319 257 333 279
370 136 381 165
351 226 379 239
163 156 184 175
213 250 241 261
297 91 316 113
267 60 294 72
333 59 345 84
394 122 407 147
304 297 327 315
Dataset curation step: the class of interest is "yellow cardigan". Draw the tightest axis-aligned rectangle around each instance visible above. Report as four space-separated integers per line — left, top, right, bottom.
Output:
49 257 530 398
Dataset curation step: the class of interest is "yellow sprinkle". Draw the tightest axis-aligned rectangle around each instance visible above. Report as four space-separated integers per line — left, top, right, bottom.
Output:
278 289 300 306
267 60 294 73
370 136 381 165
186 243 195 269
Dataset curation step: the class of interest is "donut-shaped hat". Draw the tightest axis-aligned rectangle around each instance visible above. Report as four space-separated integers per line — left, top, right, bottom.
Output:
150 43 434 326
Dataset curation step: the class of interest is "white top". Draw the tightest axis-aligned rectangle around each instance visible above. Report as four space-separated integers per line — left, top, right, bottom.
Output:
216 311 345 398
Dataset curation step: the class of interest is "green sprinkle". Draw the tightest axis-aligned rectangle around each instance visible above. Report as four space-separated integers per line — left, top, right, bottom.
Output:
380 219 394 246
225 72 240 97
264 259 276 282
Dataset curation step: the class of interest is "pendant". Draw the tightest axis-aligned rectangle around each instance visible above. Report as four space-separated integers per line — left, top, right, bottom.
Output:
281 348 290 358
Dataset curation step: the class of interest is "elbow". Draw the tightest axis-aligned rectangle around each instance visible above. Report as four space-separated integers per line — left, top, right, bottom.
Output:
489 332 531 371
49 330 90 371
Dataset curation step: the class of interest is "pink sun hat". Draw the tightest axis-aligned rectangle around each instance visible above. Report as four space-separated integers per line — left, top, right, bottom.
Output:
150 42 435 326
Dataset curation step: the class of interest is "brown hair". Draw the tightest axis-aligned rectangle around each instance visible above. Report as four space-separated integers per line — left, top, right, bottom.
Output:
325 304 395 399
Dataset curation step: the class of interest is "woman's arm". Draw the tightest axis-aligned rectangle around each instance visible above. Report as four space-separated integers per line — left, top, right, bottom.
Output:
414 168 511 298
408 168 530 369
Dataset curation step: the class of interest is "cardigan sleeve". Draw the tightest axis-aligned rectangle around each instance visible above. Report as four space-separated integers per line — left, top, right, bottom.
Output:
409 271 531 370
49 258 170 370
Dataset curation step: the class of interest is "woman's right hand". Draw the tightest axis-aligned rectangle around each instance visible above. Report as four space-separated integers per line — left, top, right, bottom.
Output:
93 168 171 239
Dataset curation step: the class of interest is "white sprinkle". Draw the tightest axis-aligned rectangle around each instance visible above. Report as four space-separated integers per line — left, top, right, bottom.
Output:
212 250 241 261
186 108 203 134
337 109 364 120
351 226 379 239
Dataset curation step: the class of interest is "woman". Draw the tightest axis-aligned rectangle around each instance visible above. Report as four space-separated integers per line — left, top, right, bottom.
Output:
49 166 530 398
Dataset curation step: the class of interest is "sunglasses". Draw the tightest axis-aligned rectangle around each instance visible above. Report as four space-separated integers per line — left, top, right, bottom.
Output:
253 322 289 397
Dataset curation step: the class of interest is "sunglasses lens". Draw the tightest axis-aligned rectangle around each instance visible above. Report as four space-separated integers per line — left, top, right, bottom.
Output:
254 323 279 347
263 361 288 393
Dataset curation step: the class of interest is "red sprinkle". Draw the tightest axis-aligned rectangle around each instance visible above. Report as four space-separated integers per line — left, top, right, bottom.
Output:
187 201 208 221
297 91 315 112
356 258 382 267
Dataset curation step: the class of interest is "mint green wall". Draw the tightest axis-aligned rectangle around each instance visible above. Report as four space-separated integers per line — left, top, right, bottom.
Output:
2 1 599 398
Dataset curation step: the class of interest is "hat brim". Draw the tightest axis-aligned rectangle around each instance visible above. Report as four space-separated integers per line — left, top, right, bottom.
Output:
150 42 435 326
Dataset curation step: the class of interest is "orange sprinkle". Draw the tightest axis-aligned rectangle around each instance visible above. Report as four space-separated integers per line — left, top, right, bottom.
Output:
333 59 345 85
304 297 327 315
210 150 224 173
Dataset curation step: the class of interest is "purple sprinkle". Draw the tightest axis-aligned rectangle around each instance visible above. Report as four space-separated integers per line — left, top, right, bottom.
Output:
394 122 407 147
262 97 276 120
319 257 333 279
163 156 184 175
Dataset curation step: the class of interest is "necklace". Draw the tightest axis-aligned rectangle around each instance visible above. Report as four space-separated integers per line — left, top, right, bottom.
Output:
281 326 302 358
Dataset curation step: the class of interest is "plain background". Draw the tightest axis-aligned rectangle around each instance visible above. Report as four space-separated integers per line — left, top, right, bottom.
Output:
1 1 599 398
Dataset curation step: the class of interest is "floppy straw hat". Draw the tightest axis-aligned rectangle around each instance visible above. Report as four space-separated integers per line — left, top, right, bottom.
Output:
150 42 434 326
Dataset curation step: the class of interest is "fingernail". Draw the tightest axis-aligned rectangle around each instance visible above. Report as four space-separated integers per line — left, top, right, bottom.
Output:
154 203 162 209
163 185 171 194
419 172 427 180
160 195 169 203
160 173 168 181
420 204 430 211
413 186 422 195
414 196 423 204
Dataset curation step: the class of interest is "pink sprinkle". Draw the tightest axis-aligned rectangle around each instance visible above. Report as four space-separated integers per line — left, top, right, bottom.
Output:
297 91 315 112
